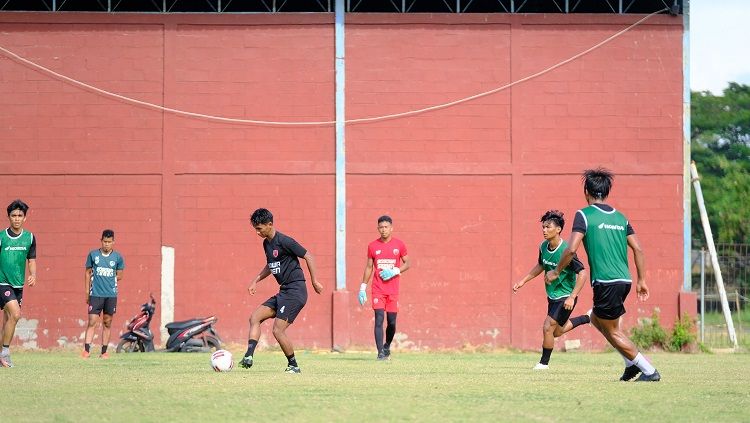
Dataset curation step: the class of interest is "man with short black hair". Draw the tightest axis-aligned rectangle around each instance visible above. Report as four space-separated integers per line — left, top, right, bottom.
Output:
241 208 323 373
83 229 124 359
513 209 590 370
358 215 410 360
545 168 660 381
0 199 37 368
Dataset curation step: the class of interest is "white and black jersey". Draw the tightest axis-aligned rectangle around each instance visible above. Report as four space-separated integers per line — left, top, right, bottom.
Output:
263 231 307 286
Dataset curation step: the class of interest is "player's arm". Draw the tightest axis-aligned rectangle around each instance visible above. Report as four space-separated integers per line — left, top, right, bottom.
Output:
546 231 584 284
563 257 587 310
627 233 648 301
303 252 323 294
398 254 411 274
85 267 93 304
248 265 272 296
379 254 409 281
116 269 124 283
27 258 37 287
513 263 543 293
358 257 375 305
27 237 37 286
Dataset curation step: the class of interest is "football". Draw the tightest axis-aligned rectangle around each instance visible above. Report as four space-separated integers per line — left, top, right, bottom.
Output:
210 349 234 372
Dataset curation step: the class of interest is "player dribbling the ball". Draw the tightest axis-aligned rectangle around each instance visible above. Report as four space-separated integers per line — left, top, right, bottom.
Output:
241 208 323 374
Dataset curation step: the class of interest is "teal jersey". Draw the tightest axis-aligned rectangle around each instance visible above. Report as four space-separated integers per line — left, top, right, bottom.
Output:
577 204 632 284
86 249 124 297
539 239 585 300
0 228 35 288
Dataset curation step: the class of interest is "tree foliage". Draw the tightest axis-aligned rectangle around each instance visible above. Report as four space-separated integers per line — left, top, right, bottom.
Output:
691 83 750 245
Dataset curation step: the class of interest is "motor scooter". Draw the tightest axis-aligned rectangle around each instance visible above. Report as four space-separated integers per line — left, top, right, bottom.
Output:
116 295 156 353
164 315 222 352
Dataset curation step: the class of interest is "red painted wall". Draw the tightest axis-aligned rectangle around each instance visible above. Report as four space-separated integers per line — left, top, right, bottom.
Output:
0 12 684 351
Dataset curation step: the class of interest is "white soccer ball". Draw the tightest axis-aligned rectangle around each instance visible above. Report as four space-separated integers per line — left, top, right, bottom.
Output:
210 349 234 372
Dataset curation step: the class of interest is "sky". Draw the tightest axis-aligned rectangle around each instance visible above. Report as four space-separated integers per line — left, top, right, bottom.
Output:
690 0 750 94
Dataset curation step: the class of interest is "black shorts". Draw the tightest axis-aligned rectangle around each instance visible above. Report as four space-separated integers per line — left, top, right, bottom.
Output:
0 285 23 309
592 282 631 320
262 281 307 324
89 296 117 316
547 296 577 326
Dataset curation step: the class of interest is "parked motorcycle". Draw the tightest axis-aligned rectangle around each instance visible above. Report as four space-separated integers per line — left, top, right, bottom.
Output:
116 295 156 353
164 315 222 352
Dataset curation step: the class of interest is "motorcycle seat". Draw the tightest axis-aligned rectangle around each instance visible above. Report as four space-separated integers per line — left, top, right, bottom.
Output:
165 318 210 331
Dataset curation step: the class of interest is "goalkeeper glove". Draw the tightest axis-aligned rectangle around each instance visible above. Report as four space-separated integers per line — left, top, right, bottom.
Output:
358 283 367 305
379 267 401 281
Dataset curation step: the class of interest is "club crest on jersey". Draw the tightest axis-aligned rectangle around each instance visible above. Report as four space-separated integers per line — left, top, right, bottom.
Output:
94 256 100 264
110 261 115 267
375 250 381 255
273 249 278 258
393 248 399 255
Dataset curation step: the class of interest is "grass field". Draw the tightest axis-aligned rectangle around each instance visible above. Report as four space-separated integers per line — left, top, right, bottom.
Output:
2 349 749 422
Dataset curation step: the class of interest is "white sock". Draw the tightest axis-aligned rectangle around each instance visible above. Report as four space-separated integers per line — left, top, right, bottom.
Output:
1 346 8 355
621 353 635 367
632 352 656 375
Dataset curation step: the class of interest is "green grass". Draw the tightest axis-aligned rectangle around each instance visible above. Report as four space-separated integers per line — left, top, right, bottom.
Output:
1 350 749 422
702 309 750 326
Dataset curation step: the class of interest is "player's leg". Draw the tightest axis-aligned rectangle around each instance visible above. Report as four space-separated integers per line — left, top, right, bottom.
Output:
383 312 397 359
99 297 116 358
101 314 113 358
272 318 300 373
83 313 100 358
272 287 306 373
84 297 105 358
1 299 21 367
536 298 562 369
374 309 385 359
372 292 387 359
535 315 556 369
551 296 589 337
382 293 398 359
241 304 276 368
592 283 659 381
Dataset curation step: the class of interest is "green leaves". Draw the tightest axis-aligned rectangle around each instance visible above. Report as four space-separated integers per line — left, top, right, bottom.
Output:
691 83 750 245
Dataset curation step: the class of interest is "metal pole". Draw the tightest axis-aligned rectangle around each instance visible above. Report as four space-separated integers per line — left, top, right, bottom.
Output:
682 0 692 292
334 0 346 292
700 248 705 343
691 161 738 348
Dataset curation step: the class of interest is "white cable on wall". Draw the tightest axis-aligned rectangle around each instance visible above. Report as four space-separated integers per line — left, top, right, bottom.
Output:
0 9 666 127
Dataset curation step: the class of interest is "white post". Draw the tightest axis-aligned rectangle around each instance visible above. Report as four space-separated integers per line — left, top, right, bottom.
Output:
690 161 738 348
161 246 175 346
700 248 705 343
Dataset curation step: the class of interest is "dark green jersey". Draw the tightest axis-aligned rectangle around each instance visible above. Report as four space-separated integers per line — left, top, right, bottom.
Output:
539 239 585 299
0 228 36 288
575 204 632 284
86 249 125 297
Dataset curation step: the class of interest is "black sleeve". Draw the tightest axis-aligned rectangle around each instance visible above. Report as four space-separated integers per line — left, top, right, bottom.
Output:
572 210 587 234
28 234 37 260
567 254 585 274
537 249 543 266
283 235 308 258
626 223 635 236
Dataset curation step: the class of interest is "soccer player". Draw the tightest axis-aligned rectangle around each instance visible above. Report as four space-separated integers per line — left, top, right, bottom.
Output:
0 199 37 368
357 215 410 360
241 208 323 373
545 168 660 382
83 229 125 359
513 210 591 370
